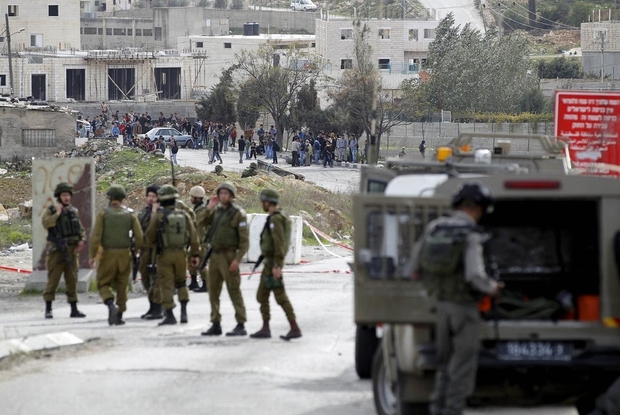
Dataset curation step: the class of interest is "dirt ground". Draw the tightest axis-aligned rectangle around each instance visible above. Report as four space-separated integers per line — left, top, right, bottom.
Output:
0 177 32 209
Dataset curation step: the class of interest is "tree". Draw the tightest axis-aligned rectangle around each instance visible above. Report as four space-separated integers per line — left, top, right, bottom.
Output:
424 13 539 114
195 68 237 123
537 57 582 79
234 44 325 145
329 21 414 159
214 0 228 9
236 79 262 129
231 0 244 9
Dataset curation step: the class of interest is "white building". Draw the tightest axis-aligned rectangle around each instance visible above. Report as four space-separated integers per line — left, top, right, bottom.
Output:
315 17 438 89
0 0 80 51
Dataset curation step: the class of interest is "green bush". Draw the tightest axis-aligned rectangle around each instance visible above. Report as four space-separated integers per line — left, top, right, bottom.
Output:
0 220 31 250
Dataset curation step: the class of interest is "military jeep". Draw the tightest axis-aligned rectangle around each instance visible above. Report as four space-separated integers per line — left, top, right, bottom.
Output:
353 134 620 414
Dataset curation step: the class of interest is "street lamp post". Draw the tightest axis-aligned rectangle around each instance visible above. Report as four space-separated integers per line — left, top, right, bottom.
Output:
5 13 13 96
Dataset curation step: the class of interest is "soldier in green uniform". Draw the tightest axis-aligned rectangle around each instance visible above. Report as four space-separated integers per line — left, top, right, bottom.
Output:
89 185 144 325
42 182 88 319
250 189 302 341
188 185 208 293
146 185 201 325
137 185 163 320
199 182 249 337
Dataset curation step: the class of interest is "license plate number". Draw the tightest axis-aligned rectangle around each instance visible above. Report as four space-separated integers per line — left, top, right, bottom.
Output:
497 341 573 362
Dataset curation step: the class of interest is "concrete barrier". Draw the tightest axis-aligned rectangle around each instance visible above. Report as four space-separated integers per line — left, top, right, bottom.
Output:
246 213 303 265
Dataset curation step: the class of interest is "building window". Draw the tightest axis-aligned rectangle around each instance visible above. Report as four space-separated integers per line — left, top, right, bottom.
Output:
143 29 152 36
409 29 418 41
340 59 352 70
7 5 18 17
84 27 97 35
98 28 103 35
154 27 162 41
224 43 231 48
22 129 56 147
379 29 391 40
135 29 142 36
0 37 4 42
340 29 353 40
30 34 43 47
127 28 132 36
196 42 204 48
219 19 227 25
113 28 126 36
0 75 6 86
378 58 390 70
424 28 435 39
106 28 112 35
311 42 315 47
205 19 211 27
48 5 59 16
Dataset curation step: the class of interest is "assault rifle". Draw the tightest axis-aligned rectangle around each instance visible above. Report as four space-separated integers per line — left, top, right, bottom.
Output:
130 232 139 282
47 226 73 272
247 255 264 281
198 246 213 271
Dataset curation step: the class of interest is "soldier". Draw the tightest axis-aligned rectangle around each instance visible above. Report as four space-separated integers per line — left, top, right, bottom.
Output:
188 185 208 293
199 182 249 337
413 182 503 415
137 185 163 320
88 185 144 326
250 189 302 341
42 182 87 319
146 185 201 325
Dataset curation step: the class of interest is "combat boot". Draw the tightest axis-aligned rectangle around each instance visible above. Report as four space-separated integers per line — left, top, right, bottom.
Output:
192 282 207 293
70 301 86 318
188 275 199 291
180 301 188 324
45 301 53 319
158 309 177 326
201 322 222 336
116 312 125 326
105 299 118 326
141 301 154 319
145 303 163 320
226 323 247 337
280 319 302 341
250 320 271 339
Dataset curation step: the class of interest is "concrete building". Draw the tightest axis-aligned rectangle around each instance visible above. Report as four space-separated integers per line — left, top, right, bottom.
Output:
0 106 76 161
582 22 620 79
0 0 80 51
315 17 438 89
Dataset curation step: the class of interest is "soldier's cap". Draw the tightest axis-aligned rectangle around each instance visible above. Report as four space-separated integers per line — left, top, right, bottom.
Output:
54 182 73 197
157 184 179 201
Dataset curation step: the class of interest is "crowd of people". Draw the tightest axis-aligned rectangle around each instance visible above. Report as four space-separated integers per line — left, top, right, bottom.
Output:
77 102 369 167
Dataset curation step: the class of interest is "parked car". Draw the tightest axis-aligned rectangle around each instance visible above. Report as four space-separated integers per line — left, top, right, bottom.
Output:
291 0 317 11
139 127 195 148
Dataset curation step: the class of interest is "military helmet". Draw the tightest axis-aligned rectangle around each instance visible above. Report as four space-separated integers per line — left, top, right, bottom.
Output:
189 185 206 198
214 165 223 173
259 188 279 204
158 184 179 201
106 184 127 200
216 181 236 198
249 162 258 169
451 182 494 212
54 182 73 197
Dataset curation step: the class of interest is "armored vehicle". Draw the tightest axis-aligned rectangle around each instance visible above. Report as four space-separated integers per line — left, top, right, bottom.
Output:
353 133 620 414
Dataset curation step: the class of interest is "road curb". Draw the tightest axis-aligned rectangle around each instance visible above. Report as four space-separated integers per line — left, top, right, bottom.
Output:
0 332 84 361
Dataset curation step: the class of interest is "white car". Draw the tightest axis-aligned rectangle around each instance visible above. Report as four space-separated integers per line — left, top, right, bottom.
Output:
291 0 317 11
138 127 195 148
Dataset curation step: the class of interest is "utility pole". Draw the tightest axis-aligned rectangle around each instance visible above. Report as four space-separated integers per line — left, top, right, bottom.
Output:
5 13 13 96
596 29 608 83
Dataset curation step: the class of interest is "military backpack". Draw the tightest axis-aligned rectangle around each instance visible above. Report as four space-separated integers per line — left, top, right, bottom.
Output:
161 209 189 249
102 207 132 249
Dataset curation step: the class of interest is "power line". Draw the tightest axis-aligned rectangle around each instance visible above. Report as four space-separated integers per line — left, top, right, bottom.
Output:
507 1 580 30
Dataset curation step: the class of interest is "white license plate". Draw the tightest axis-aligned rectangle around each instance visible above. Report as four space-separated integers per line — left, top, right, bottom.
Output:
497 341 573 362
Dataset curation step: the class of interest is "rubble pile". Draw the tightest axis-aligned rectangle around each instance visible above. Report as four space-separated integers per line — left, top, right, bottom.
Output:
55 140 126 172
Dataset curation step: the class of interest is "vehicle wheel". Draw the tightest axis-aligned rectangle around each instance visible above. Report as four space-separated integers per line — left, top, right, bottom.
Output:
291 6 295 10
356 324 379 379
303 6 307 10
398 371 430 415
372 345 397 415
185 139 194 149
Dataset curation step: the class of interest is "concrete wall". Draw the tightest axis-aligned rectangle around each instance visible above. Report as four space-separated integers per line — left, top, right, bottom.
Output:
70 100 199 119
0 108 76 161
0 0 80 51
205 8 317 34
153 8 231 50
27 158 96 293
81 17 155 50
246 213 303 265
540 78 620 98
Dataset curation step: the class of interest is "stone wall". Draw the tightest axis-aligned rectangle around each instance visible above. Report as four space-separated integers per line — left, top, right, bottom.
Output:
0 108 76 161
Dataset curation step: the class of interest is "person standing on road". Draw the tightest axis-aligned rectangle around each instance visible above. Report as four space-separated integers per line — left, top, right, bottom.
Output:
42 183 88 320
250 189 302 341
298 137 305 167
250 140 257 160
88 185 143 326
244 126 253 159
237 135 246 164
170 138 179 165
207 137 214 164
272 139 279 164
146 185 201 326
291 136 300 167
323 142 334 168
419 140 427 159
199 182 249 337
413 182 503 415
137 185 163 320
212 137 223 164
336 135 347 162
304 139 313 166
188 186 208 293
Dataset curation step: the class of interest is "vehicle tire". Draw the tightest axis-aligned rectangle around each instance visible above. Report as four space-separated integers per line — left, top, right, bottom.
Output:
356 324 379 379
303 6 307 10
398 370 430 415
291 6 295 10
372 345 397 415
185 139 194 149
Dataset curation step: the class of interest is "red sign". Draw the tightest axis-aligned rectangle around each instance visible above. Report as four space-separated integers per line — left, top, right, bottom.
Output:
555 91 620 176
